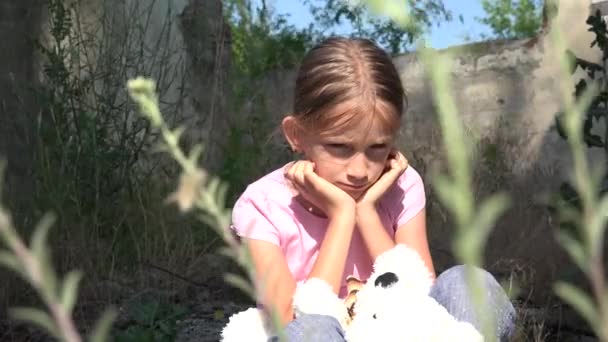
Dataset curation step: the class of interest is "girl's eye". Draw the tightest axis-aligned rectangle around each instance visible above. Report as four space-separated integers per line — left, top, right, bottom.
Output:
370 144 388 150
366 144 390 161
325 143 349 150
323 143 353 157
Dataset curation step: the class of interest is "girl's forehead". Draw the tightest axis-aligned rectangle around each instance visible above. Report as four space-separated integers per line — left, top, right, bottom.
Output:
316 118 396 142
315 99 400 135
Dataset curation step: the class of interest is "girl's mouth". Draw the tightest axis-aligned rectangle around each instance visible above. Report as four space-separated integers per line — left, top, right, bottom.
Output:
339 183 368 191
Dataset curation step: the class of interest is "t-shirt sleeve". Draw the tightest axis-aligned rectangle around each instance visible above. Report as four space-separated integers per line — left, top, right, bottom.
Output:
392 166 427 230
231 189 281 246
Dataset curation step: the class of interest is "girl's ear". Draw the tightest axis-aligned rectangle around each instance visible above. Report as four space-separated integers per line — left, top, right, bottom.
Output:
281 116 304 152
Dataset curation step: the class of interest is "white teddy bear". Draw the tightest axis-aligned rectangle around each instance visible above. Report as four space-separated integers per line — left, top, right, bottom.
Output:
220 244 484 341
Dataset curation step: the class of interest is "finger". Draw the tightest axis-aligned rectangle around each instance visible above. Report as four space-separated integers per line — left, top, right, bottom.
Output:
389 152 408 172
284 161 302 194
284 160 296 178
293 161 308 188
388 148 399 159
397 152 409 171
291 175 316 207
302 162 321 190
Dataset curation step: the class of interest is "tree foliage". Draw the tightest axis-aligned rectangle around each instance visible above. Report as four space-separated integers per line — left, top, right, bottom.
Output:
476 0 543 39
303 0 452 54
224 0 316 78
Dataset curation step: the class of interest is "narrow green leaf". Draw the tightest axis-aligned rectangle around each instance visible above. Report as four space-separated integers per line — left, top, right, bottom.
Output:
30 213 55 261
217 246 238 261
187 144 204 166
555 230 588 273
0 250 21 272
0 208 18 247
89 307 118 342
470 193 510 246
431 174 457 214
172 126 186 146
224 273 255 299
554 282 600 332
207 177 221 202
9 307 60 339
589 196 608 254
216 182 229 209
61 270 83 313
197 213 219 232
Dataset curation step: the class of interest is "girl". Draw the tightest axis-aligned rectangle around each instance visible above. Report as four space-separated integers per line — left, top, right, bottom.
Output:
231 36 515 341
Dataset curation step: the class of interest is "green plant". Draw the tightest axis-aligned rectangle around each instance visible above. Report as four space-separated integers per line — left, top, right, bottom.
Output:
0 162 117 342
547 8 608 341
552 9 608 229
476 0 543 40
32 0 153 217
0 0 202 337
126 77 286 340
218 0 305 208
21 0 199 277
417 48 509 342
114 299 188 342
303 0 452 54
225 0 315 79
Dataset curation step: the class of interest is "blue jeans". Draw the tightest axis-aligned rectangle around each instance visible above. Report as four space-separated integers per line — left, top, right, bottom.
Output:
274 265 516 342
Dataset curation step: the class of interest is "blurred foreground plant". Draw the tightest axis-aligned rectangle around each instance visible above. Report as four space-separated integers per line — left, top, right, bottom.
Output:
0 163 117 342
370 0 608 341
361 1 511 341
548 18 608 342
126 77 285 340
419 48 510 342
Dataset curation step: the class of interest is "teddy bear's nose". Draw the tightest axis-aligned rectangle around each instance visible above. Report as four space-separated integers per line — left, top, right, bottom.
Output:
374 272 398 288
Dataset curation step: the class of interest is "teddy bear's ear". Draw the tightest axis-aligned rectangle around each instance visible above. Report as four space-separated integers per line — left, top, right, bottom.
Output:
374 272 399 288
344 275 363 324
346 275 363 293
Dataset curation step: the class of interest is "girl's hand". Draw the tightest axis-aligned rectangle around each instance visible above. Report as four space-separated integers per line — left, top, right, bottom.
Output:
285 160 356 218
357 150 408 208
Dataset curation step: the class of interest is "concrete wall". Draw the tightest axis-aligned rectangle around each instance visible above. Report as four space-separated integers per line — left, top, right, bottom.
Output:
394 0 604 305
43 0 231 172
398 0 599 305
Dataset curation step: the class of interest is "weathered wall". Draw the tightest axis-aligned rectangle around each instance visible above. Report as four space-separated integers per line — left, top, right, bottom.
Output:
50 0 231 172
0 0 231 210
93 0 230 172
396 0 602 303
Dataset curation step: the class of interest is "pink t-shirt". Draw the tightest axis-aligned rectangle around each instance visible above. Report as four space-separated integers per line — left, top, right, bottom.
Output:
230 164 426 298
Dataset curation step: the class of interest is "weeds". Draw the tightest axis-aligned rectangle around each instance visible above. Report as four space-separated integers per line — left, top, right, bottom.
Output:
1 0 201 339
115 298 188 342
0 161 116 342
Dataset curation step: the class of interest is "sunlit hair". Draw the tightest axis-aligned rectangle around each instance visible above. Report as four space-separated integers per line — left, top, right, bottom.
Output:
292 36 407 136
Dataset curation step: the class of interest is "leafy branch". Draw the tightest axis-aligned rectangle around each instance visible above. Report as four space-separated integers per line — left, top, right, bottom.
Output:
0 163 117 342
126 77 285 339
548 18 608 341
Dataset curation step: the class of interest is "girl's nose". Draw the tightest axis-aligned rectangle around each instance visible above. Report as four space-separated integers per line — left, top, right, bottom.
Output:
346 154 368 181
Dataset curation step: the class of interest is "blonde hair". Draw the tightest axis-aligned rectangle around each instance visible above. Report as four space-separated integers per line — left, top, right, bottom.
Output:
292 36 406 134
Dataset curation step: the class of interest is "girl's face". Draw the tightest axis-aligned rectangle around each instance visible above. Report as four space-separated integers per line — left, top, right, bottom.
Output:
290 109 398 200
